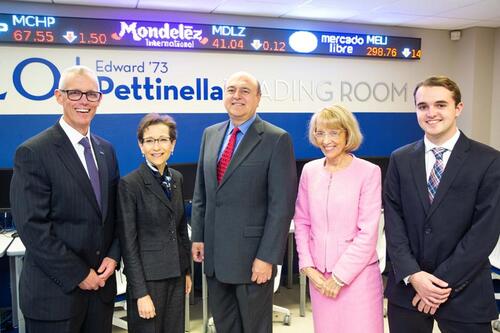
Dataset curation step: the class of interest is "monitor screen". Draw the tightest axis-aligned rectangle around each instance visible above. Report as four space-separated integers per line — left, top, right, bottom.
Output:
0 13 422 60
0 169 13 210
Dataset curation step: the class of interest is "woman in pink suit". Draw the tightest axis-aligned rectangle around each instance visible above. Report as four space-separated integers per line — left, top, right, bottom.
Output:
294 105 383 333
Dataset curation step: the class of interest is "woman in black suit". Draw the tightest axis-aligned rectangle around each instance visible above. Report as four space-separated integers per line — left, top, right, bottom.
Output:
117 113 191 333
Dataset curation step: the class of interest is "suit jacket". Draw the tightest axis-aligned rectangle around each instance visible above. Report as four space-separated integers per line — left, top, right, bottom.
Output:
294 157 382 283
10 123 120 321
191 115 297 284
117 163 191 299
384 132 500 322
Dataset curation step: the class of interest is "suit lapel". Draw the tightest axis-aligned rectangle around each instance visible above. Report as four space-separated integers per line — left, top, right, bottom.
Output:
139 163 174 212
427 133 470 218
410 140 430 212
92 135 108 222
52 124 101 215
218 116 263 189
410 140 431 213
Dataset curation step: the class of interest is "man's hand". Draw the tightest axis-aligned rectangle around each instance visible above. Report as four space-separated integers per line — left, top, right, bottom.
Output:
137 295 156 319
97 257 117 282
185 274 192 294
412 293 438 315
251 258 272 284
302 267 326 291
409 271 451 307
322 276 342 298
78 269 104 290
192 242 205 262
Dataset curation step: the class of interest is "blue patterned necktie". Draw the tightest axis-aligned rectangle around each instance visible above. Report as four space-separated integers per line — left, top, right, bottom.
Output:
427 147 447 203
79 137 101 208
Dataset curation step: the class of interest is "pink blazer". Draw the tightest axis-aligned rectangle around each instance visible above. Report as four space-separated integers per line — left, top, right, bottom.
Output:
294 156 382 285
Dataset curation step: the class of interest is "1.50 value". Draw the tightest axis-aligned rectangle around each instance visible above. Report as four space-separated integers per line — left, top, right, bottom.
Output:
79 33 107 44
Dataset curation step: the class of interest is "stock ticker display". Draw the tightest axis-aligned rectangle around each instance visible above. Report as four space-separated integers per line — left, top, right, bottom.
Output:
0 13 422 60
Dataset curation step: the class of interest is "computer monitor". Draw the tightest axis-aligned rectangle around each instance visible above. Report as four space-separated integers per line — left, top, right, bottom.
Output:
0 169 13 210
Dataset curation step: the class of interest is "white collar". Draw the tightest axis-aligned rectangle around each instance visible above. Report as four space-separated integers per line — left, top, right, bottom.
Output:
424 129 461 153
59 116 92 146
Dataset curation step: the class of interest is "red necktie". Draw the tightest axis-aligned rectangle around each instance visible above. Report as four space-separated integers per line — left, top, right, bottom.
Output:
217 127 240 184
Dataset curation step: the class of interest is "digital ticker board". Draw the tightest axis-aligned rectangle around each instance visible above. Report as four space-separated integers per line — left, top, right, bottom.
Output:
0 13 422 60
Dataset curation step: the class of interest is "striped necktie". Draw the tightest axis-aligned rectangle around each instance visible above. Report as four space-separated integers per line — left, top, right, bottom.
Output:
427 147 447 203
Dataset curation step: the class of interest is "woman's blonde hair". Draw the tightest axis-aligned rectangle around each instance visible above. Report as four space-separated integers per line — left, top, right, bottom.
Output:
308 105 363 152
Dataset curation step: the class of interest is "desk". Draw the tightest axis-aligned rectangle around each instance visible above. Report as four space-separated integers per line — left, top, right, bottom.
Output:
6 237 25 333
0 233 13 333
0 233 14 257
286 221 306 317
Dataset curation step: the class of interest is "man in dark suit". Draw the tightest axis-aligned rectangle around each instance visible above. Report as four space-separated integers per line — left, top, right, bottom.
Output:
191 71 297 333
10 65 120 333
384 76 500 332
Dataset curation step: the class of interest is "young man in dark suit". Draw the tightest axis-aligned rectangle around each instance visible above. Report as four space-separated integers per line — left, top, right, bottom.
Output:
384 76 500 332
10 65 120 333
191 71 297 333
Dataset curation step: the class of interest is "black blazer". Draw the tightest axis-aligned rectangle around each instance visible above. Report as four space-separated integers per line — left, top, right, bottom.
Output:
384 132 500 322
117 163 191 299
10 123 120 321
191 116 297 283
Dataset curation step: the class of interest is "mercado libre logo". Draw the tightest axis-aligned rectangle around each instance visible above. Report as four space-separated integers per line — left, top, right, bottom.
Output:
112 21 208 48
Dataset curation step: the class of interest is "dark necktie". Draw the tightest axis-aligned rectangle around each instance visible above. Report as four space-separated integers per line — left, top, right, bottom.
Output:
79 137 101 208
149 164 173 200
217 127 240 184
427 147 446 203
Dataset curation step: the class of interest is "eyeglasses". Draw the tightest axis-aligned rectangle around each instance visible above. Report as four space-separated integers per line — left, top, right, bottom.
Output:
61 89 102 102
142 137 172 147
314 129 344 140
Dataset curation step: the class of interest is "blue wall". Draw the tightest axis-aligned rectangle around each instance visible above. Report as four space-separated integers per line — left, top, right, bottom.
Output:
0 112 421 175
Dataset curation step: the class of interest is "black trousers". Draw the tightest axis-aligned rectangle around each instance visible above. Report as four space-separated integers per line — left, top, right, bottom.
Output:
207 276 274 333
387 302 493 333
25 291 113 333
127 275 186 333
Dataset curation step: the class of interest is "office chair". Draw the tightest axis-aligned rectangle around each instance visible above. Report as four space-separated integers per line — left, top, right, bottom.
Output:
112 263 128 330
273 265 291 325
489 239 500 331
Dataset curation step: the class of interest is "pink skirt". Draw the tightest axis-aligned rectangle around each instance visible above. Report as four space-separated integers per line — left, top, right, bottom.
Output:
309 263 384 333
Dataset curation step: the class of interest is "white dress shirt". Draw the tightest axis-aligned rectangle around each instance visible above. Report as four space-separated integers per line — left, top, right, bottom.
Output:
59 117 98 178
424 129 461 179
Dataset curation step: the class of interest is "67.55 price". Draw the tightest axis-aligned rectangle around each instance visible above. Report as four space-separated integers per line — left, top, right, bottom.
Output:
13 30 54 43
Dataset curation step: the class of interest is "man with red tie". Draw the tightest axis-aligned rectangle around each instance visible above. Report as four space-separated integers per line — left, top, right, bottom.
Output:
191 71 297 333
384 76 500 332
